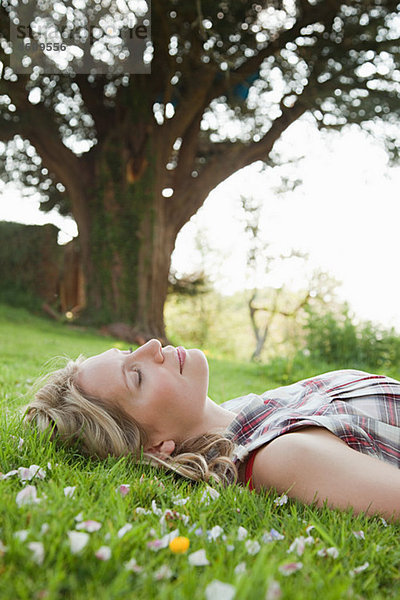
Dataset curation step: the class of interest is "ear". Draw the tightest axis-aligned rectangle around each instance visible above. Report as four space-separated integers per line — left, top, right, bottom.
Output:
146 440 176 456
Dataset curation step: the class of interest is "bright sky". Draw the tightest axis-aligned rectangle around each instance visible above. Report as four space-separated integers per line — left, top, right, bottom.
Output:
1 115 400 331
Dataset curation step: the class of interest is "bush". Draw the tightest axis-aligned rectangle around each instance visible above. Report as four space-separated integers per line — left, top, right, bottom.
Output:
303 306 400 372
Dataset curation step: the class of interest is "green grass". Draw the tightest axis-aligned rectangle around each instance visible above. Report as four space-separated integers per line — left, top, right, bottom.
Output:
1 304 400 600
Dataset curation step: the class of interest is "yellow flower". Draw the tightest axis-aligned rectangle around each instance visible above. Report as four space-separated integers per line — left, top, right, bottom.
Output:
169 536 190 554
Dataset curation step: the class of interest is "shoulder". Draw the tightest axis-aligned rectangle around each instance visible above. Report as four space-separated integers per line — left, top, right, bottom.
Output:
251 426 347 493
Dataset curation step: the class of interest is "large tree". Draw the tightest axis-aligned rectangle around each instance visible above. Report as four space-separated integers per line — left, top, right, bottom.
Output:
1 0 399 341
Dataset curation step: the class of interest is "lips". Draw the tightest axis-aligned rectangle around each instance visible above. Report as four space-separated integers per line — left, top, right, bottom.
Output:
176 346 186 374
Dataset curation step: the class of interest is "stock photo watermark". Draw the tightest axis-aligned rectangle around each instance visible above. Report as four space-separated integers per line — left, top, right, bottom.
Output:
9 0 152 75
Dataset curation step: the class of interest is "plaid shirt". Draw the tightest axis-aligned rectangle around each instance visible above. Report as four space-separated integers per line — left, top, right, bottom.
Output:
222 370 400 478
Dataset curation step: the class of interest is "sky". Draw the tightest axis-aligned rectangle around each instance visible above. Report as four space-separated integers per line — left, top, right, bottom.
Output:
1 115 400 331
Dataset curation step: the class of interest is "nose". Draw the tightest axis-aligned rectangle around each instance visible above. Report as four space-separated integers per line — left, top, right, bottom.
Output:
136 339 164 363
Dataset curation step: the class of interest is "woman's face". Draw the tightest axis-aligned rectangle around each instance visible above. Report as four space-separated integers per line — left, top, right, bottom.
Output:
76 339 210 450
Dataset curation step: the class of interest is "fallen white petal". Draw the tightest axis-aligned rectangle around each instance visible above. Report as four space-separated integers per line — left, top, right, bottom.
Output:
274 494 288 506
234 561 246 575
200 486 220 506
1 469 18 479
124 557 143 573
14 530 29 541
75 520 102 533
74 512 84 522
245 539 261 555
117 523 133 539
349 561 369 577
117 484 130 497
68 531 90 554
237 526 248 541
205 580 235 600
40 523 49 535
151 500 163 517
0 540 7 554
208 525 223 541
154 564 173 580
188 549 210 566
147 529 179 551
28 541 45 565
135 507 151 515
18 465 46 481
172 495 190 506
16 485 41 507
352 530 365 540
278 562 303 576
95 545 112 561
265 578 282 600
64 486 76 498
262 529 285 543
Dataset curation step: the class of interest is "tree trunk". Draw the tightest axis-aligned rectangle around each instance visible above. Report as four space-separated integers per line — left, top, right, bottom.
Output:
73 128 175 344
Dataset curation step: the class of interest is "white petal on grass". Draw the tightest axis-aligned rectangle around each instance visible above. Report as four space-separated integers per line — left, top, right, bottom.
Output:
0 540 7 554
234 561 246 575
352 530 365 540
16 485 41 507
68 531 89 554
95 546 111 561
172 495 190 506
265 578 282 600
135 507 151 515
205 580 236 600
274 494 288 506
349 561 369 577
147 529 179 551
237 526 248 541
124 557 143 573
305 525 315 534
64 486 76 498
262 529 285 543
226 544 235 552
40 523 49 535
151 500 163 516
75 520 102 533
380 518 388 527
278 562 303 576
18 465 46 481
207 525 223 541
154 564 173 580
245 539 261 555
200 486 220 506
1 469 18 479
28 541 45 565
188 549 210 566
117 484 130 496
14 530 29 541
317 547 339 559
117 523 133 539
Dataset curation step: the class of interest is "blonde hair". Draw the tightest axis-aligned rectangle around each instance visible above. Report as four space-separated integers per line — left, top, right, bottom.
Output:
25 357 238 485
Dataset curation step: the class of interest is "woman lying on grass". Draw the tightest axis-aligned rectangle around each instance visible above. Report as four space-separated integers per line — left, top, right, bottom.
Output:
26 339 400 522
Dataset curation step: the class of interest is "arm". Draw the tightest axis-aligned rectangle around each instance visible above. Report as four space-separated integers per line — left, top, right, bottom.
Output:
251 426 400 521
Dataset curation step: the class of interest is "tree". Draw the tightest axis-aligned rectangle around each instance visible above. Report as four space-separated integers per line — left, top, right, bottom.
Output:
1 0 399 341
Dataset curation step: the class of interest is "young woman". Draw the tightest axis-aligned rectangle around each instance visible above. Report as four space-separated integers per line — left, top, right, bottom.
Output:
26 339 400 522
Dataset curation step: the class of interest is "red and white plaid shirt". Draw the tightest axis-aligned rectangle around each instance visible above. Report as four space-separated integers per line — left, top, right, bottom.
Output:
221 370 400 488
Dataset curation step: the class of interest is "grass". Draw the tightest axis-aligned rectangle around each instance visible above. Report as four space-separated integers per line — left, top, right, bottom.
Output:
1 304 400 600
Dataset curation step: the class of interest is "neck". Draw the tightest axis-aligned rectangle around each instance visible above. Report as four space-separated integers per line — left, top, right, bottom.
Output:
190 396 236 439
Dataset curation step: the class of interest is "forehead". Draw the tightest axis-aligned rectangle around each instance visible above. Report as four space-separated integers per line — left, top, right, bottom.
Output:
76 350 126 402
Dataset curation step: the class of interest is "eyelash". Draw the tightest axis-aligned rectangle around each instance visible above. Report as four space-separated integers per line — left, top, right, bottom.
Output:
135 368 142 385
127 349 142 385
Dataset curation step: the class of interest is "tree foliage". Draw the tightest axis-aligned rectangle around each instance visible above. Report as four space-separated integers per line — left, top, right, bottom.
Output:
0 0 399 336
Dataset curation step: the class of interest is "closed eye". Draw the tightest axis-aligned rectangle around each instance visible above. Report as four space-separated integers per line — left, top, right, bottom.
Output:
133 367 142 385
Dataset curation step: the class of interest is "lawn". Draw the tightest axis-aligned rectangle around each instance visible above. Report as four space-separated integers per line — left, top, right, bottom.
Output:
1 304 399 600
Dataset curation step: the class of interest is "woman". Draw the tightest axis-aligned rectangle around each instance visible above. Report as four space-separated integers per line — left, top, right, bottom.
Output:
26 339 400 522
